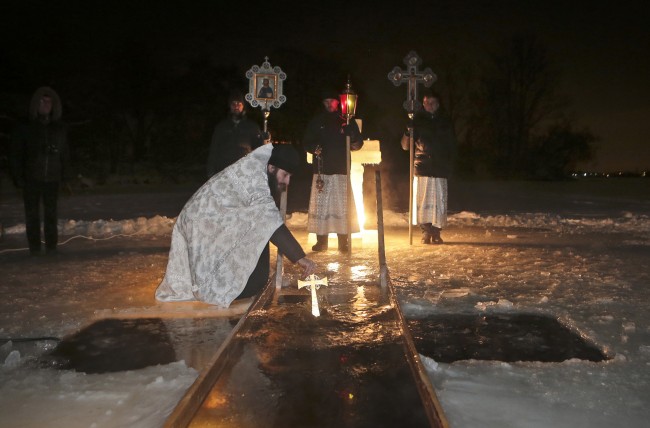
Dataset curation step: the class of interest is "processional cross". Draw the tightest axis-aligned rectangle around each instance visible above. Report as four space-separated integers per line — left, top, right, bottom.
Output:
297 274 329 317
387 51 437 244
245 57 289 287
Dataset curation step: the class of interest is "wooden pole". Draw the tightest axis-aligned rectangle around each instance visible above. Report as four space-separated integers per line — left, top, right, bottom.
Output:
346 132 352 254
275 188 287 290
163 279 277 428
375 170 388 291
408 130 415 245
263 109 270 134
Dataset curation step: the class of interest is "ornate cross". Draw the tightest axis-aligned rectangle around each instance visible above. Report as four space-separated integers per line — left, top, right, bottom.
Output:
387 51 437 115
388 51 437 245
297 274 328 317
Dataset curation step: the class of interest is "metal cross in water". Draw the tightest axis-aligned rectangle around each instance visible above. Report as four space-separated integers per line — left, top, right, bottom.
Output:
297 274 329 317
387 51 437 115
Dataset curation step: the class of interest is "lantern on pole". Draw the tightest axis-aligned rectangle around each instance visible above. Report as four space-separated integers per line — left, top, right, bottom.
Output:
340 78 358 124
340 77 358 254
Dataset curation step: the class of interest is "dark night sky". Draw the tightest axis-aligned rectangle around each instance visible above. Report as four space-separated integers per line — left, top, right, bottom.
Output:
2 0 649 172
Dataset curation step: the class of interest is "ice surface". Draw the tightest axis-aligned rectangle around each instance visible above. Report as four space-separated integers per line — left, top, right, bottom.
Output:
1 179 649 427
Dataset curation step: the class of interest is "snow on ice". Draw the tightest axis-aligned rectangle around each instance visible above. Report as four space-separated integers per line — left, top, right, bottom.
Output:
1 181 649 427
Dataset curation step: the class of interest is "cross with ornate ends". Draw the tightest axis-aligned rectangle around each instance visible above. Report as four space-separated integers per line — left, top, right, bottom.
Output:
388 51 437 246
297 274 329 317
387 51 437 116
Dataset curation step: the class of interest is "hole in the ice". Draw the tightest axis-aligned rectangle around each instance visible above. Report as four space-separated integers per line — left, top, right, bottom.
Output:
408 313 609 363
41 317 232 373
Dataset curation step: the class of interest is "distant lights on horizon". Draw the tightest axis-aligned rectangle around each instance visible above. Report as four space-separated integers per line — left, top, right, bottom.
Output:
571 171 647 178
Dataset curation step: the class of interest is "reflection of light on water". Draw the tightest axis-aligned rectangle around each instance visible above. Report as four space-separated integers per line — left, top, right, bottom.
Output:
203 389 227 409
352 285 369 318
350 266 368 281
327 262 340 272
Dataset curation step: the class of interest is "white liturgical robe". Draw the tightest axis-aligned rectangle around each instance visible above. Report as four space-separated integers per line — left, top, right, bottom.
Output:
155 144 283 307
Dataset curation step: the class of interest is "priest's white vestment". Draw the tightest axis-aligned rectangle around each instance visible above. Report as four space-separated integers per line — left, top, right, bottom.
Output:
155 144 283 307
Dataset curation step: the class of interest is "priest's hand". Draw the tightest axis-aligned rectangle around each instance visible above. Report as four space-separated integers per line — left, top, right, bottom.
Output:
297 257 317 279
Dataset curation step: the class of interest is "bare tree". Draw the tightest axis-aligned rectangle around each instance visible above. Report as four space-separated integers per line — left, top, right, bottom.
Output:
471 34 567 176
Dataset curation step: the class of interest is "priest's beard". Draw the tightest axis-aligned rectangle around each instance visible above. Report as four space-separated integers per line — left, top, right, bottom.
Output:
267 169 286 206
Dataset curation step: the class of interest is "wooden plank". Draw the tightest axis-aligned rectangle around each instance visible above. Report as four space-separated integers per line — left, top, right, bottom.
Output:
388 276 449 428
376 168 447 427
162 279 276 428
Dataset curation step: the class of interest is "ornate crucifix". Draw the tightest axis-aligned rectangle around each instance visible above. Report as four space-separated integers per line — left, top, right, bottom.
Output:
297 274 328 317
387 51 437 244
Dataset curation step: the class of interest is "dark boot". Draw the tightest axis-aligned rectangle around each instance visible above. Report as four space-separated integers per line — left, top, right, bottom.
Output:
312 234 328 252
337 234 349 252
431 226 444 244
420 224 432 244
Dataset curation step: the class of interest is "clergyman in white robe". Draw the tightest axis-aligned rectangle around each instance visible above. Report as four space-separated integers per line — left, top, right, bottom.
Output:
155 144 306 307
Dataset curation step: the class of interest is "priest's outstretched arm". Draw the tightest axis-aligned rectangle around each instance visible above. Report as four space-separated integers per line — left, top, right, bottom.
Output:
270 224 316 278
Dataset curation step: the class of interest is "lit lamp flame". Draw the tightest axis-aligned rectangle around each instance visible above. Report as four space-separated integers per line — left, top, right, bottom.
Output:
339 78 358 121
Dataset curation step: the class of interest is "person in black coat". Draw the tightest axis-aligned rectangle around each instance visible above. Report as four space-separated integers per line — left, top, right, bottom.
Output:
10 86 72 255
206 91 268 178
303 91 363 252
401 90 457 244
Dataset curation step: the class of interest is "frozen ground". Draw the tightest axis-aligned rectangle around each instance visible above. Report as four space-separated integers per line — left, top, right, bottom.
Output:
0 177 649 427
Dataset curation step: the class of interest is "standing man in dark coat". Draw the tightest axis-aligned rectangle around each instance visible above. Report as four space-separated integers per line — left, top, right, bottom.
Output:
10 86 71 255
401 90 457 244
206 91 268 178
303 91 363 252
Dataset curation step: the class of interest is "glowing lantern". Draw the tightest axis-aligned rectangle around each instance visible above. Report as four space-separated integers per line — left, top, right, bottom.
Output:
339 78 358 123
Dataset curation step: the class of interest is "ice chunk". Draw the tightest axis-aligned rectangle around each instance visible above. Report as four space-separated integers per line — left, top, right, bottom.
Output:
622 322 636 333
419 354 439 372
441 288 470 298
3 350 21 369
497 299 514 308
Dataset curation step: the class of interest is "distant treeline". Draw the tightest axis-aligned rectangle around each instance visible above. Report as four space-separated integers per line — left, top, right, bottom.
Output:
1 34 597 184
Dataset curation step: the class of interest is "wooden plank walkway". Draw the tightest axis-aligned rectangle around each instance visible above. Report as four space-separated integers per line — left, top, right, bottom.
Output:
163 274 447 428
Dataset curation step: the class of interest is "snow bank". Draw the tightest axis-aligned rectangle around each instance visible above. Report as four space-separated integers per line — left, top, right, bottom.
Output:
4 210 648 240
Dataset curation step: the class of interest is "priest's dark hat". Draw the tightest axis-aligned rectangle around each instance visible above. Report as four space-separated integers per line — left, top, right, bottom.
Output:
269 143 301 174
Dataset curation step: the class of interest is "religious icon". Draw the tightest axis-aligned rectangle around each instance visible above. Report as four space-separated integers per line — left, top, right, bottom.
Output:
245 57 287 111
256 75 276 100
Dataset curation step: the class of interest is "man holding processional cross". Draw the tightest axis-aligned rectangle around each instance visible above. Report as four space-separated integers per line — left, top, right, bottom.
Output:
389 51 456 245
